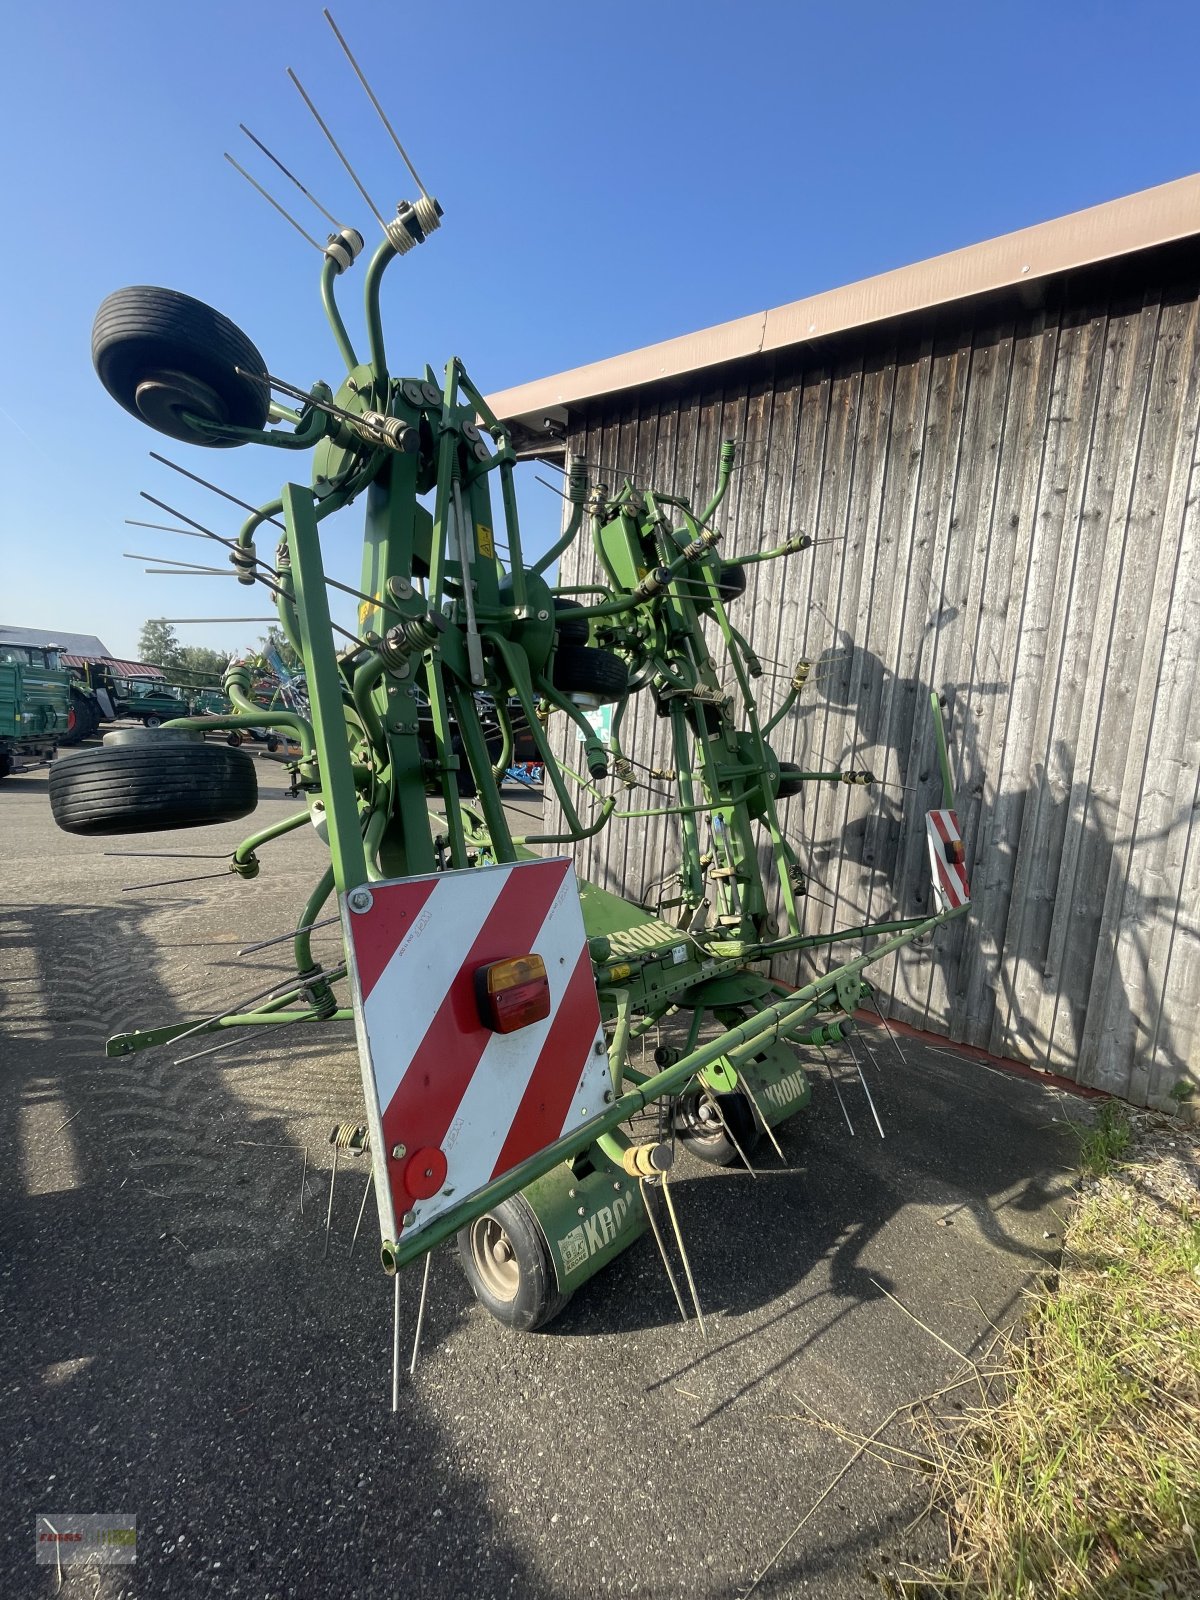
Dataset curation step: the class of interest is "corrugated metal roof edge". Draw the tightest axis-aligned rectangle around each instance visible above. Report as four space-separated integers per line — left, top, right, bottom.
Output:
486 172 1200 423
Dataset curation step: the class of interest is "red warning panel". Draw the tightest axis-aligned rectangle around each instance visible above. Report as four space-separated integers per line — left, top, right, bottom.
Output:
925 809 970 910
342 858 609 1246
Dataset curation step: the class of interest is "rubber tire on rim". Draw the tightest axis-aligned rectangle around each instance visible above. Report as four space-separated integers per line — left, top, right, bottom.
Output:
142 713 163 730
674 1087 761 1168
61 693 97 747
716 562 747 605
226 731 245 746
49 732 258 835
92 285 269 447
550 645 628 704
776 760 803 801
553 597 590 647
456 1192 572 1332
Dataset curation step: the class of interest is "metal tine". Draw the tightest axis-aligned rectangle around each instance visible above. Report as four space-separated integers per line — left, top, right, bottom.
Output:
817 1045 855 1135
167 970 325 1054
300 1146 309 1214
660 1174 707 1338
639 1178 690 1327
237 915 341 957
105 850 231 859
149 452 287 531
845 1035 885 1139
324 9 430 197
152 616 277 625
323 1146 338 1259
391 1273 402 1412
139 492 279 574
350 1168 373 1256
143 569 235 578
125 518 211 542
173 1006 314 1066
287 66 386 228
224 152 327 252
239 123 345 229
123 551 230 572
122 869 234 892
867 989 910 1068
735 1072 787 1164
409 1252 433 1375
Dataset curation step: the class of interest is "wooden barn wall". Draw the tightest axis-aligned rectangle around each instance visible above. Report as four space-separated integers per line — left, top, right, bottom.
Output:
545 277 1200 1108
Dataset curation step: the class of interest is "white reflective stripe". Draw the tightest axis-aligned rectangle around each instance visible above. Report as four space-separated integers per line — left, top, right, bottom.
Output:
435 871 602 1194
359 869 508 1109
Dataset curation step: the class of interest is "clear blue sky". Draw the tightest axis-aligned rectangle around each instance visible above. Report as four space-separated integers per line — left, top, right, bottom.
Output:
3 0 1197 662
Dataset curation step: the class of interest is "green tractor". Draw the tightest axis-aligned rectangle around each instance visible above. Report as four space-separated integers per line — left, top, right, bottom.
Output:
0 639 72 778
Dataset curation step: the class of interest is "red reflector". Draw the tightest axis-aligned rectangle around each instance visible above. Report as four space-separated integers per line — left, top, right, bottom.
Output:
475 955 552 1034
946 839 965 864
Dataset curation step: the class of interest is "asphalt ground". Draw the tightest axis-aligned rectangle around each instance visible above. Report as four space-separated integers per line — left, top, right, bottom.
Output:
2 747 1081 1598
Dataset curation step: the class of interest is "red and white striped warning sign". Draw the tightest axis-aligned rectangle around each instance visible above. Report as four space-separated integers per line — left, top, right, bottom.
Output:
925 809 970 910
342 858 609 1245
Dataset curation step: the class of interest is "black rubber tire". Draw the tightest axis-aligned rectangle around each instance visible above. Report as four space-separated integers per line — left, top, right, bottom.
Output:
551 645 628 704
92 285 269 447
226 731 245 747
716 562 747 605
674 1087 761 1168
141 713 163 730
776 760 803 801
49 732 258 835
553 597 590 647
456 1192 572 1332
61 692 97 747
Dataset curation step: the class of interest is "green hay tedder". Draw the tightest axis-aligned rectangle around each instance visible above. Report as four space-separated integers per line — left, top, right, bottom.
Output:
49 13 972 1347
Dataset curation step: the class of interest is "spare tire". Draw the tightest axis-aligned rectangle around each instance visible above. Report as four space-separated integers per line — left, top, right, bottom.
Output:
551 646 628 704
92 285 269 446
50 729 257 835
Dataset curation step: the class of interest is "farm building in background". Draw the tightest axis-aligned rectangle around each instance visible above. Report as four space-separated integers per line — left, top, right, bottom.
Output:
490 174 1200 1110
0 626 164 681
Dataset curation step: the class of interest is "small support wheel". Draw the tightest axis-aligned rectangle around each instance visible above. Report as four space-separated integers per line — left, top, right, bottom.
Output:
456 1192 571 1332
550 645 628 705
141 713 163 730
674 1086 761 1168
775 761 804 800
92 285 270 447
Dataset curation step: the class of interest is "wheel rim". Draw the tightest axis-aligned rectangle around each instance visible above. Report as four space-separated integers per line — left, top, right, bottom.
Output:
468 1215 520 1302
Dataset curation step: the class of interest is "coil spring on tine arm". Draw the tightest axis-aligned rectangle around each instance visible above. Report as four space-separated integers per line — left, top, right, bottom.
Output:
680 526 721 562
230 545 259 587
384 195 442 255
378 612 446 670
298 966 339 1019
329 1122 370 1153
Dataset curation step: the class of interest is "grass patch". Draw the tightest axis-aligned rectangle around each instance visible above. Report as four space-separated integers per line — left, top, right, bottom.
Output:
1074 1098 1134 1177
911 1113 1200 1599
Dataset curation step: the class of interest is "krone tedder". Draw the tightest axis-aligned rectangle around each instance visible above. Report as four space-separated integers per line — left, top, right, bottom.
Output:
50 14 972 1339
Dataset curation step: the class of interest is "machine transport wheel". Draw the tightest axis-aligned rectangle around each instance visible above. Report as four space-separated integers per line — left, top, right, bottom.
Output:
456 1192 572 1332
551 645 628 704
92 285 269 447
553 596 590 647
49 729 258 835
141 714 163 730
674 1086 761 1168
775 761 803 800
